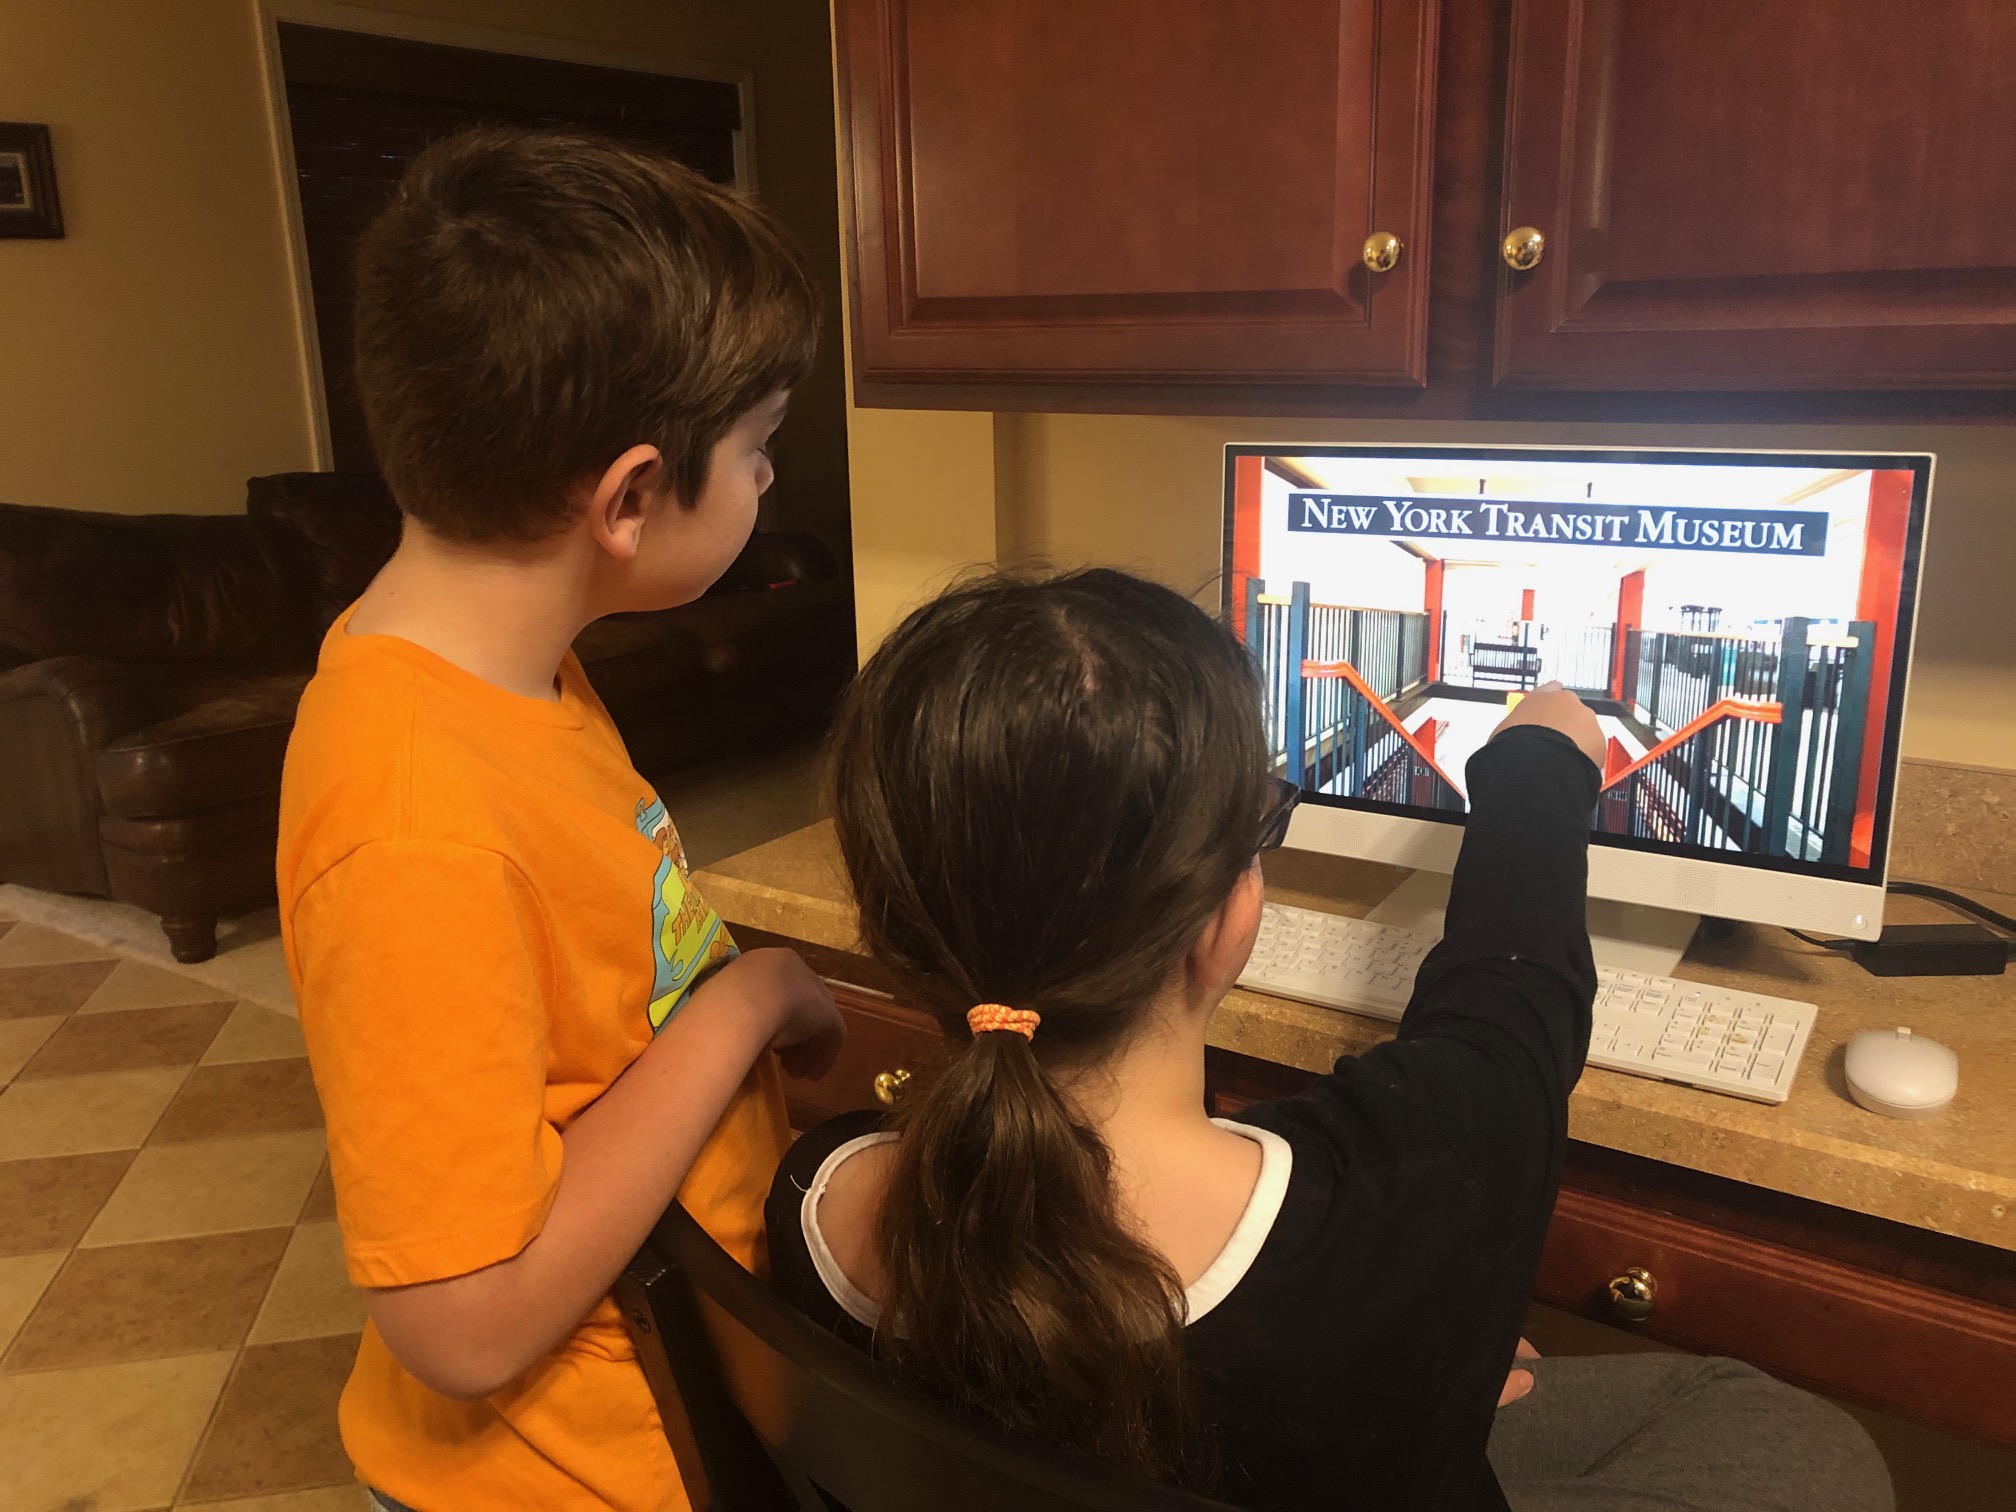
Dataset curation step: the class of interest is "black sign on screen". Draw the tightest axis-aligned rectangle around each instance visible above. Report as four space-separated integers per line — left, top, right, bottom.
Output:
1286 493 1829 557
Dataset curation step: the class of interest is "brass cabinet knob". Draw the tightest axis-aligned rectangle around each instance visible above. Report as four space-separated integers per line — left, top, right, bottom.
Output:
1361 231 1403 273
872 1068 913 1107
1607 1266 1658 1321
1502 226 1546 271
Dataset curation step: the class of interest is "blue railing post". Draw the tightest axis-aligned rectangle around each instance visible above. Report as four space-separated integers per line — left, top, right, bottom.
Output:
1763 617 1811 858
1284 582 1311 788
1820 621 1876 866
1648 634 1666 730
1243 576 1264 659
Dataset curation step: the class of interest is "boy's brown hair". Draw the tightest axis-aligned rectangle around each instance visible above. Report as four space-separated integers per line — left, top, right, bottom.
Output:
352 126 819 544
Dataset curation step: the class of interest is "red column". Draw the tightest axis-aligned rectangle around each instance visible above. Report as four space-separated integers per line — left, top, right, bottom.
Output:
1612 569 1645 699
1423 558 1445 682
1411 714 1438 763
1520 587 1536 622
1230 455 1264 639
1849 470 1914 868
1410 715 1440 805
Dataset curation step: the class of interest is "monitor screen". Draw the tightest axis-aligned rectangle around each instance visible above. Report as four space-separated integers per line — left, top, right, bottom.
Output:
1224 445 1930 884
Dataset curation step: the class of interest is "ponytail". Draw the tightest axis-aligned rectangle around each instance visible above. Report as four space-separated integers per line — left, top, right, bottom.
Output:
875 1028 1216 1486
826 568 1268 1488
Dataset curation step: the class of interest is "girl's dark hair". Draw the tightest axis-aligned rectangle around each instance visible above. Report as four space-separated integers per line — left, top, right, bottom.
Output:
826 568 1269 1487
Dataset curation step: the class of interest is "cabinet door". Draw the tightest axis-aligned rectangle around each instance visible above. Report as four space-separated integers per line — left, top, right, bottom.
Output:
837 0 1439 386
1497 0 2016 389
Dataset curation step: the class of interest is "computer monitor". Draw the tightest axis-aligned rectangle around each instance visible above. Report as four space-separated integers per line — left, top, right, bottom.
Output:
1222 443 1932 964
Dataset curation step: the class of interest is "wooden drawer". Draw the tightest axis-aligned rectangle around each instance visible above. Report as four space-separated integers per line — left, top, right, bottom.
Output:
723 923 949 1130
1536 1181 2016 1447
780 978 946 1132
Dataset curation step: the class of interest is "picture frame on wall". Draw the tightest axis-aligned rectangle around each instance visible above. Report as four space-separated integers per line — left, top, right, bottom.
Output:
0 123 64 239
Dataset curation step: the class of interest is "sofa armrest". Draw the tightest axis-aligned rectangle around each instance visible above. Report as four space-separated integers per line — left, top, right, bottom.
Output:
0 656 158 895
0 655 160 749
714 530 840 592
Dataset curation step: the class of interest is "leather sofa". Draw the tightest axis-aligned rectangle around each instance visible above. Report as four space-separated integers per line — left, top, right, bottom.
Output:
0 473 853 961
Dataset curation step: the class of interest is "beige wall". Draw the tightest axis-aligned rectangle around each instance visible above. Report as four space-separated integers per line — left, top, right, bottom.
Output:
846 407 2016 771
0 0 850 557
846 405 998 642
0 0 318 514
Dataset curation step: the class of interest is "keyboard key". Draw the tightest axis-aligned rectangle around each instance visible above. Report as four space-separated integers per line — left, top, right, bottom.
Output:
1653 1046 1715 1069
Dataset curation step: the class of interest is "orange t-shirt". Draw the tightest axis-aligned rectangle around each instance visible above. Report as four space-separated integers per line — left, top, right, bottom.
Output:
278 609 789 1511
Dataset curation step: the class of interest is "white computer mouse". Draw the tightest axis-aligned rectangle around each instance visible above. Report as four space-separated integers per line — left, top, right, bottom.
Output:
1843 1027 1957 1120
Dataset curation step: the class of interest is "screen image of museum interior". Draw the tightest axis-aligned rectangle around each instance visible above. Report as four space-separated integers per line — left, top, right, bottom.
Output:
1229 452 1917 872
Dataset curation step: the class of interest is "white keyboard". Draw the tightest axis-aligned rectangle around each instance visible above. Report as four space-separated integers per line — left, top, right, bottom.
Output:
1239 904 1816 1105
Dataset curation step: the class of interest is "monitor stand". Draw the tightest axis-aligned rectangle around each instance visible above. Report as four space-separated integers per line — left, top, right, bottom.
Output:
1363 870 1700 978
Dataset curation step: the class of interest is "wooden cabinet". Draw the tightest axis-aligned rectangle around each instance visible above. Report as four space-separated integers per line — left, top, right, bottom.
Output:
1496 0 2016 389
836 0 2016 405
835 0 1440 385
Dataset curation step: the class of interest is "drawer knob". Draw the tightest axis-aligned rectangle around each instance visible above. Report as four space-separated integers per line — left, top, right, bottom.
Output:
872 1068 913 1107
1361 231 1403 273
1607 1266 1658 1321
1502 225 1547 271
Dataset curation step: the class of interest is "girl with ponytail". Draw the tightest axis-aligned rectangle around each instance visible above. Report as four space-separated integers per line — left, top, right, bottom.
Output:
765 569 1891 1512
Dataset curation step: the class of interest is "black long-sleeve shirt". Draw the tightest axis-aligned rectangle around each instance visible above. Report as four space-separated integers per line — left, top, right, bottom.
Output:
767 725 1600 1511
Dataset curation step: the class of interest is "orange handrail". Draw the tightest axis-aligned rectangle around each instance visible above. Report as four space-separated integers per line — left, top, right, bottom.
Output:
1601 698 1781 790
1300 659 1465 793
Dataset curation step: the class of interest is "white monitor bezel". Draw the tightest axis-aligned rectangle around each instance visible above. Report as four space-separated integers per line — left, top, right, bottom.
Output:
1227 442 1934 942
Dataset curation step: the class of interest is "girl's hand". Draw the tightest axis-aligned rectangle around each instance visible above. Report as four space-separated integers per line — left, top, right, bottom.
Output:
1498 1335 1540 1407
1491 681 1605 770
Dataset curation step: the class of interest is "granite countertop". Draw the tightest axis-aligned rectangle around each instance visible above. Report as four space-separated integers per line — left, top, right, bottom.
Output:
696 822 2016 1253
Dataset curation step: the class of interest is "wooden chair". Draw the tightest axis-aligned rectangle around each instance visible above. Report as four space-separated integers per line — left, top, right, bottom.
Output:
616 1201 1241 1512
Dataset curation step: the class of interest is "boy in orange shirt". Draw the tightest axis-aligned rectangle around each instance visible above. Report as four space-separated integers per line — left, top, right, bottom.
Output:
277 128 844 1511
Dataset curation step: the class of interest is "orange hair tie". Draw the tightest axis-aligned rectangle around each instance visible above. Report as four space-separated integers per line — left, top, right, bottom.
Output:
966 1004 1040 1041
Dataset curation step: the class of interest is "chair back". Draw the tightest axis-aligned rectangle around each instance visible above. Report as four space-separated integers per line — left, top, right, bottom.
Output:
616 1201 1240 1512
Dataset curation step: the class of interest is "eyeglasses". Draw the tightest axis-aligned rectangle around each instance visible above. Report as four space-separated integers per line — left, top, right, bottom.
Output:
1256 776 1301 854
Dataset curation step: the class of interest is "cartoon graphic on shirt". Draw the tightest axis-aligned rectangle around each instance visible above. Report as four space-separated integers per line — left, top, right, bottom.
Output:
636 795 739 1032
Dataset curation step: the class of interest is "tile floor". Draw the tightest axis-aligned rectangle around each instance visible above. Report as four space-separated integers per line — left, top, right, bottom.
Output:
0 912 368 1512
0 746 823 1511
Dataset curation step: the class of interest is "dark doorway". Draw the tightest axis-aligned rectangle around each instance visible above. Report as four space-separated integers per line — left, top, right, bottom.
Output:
276 23 742 474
